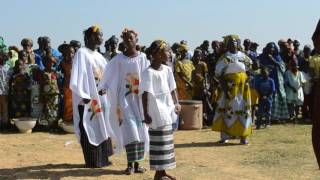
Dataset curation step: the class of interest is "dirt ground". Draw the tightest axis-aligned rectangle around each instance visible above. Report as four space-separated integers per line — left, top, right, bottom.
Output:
0 124 319 180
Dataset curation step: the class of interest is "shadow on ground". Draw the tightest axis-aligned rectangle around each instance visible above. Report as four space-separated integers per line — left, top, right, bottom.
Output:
0 163 124 180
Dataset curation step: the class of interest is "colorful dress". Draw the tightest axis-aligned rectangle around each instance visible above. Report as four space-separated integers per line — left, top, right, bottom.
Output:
9 72 31 118
192 61 208 99
212 51 252 138
175 59 194 100
39 71 59 126
61 61 73 124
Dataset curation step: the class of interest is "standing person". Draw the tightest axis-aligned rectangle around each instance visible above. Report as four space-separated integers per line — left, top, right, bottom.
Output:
34 36 62 70
248 42 259 62
285 59 306 122
258 42 290 122
191 49 212 125
310 19 320 169
0 50 12 130
192 49 208 100
104 35 119 61
60 44 75 124
141 40 180 180
200 40 210 59
39 55 60 128
255 67 275 129
207 41 221 76
70 25 115 168
21 38 44 70
293 40 302 57
69 40 81 52
175 44 194 100
212 35 252 145
98 28 149 175
299 45 313 121
243 39 251 54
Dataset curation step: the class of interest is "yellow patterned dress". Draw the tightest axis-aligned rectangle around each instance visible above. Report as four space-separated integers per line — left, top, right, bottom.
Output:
175 59 195 100
212 51 252 138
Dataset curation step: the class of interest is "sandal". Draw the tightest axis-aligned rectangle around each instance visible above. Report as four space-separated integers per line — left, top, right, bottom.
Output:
134 166 146 173
125 166 134 175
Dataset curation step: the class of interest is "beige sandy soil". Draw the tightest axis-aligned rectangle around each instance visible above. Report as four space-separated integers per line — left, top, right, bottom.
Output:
0 125 319 180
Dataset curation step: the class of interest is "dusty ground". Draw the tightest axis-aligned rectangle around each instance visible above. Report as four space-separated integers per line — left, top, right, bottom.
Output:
0 124 319 180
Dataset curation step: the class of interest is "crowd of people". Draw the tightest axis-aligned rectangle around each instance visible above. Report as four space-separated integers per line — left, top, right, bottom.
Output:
1 21 320 179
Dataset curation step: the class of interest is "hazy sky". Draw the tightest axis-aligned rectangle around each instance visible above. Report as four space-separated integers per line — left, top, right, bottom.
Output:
1 0 319 51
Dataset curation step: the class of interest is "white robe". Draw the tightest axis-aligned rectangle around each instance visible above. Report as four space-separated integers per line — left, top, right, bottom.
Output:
139 65 177 129
99 52 150 153
70 47 115 146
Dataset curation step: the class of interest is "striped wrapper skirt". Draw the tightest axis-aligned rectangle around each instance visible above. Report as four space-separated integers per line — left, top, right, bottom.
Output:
125 142 145 163
149 124 176 171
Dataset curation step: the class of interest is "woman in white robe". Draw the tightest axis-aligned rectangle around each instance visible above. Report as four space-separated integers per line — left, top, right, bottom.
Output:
99 28 149 175
70 26 115 168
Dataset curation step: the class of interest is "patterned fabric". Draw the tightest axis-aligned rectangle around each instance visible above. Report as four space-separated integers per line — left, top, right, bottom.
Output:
271 93 290 120
175 59 194 100
9 72 31 118
192 61 208 98
125 142 145 163
0 64 12 95
212 72 252 137
39 71 59 125
149 125 176 171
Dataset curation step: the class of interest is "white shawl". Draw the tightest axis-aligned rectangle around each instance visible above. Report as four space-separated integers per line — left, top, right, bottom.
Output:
70 47 115 146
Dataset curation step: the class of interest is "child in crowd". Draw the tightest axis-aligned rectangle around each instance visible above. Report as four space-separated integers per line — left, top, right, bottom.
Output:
285 59 306 122
9 58 31 119
39 55 59 128
255 66 275 129
141 40 180 180
0 50 12 129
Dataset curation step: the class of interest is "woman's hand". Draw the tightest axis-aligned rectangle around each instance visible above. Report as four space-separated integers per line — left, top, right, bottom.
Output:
143 114 152 124
174 104 182 114
83 98 90 104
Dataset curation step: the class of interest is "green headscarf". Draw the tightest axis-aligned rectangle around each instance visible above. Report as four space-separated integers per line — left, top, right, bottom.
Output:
0 37 9 54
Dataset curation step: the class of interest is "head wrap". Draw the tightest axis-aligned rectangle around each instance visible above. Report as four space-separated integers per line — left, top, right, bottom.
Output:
0 37 9 54
92 25 100 33
148 40 168 55
121 28 138 38
223 35 241 46
178 44 189 53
